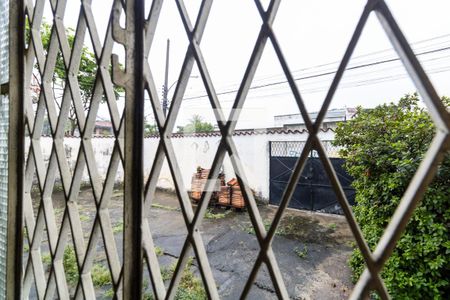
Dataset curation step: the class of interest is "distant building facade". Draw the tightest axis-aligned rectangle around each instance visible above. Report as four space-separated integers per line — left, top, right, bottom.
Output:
94 121 113 136
274 107 356 131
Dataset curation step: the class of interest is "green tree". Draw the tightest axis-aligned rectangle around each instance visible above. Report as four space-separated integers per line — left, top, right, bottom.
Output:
177 114 214 133
144 123 158 136
333 94 450 298
29 21 122 135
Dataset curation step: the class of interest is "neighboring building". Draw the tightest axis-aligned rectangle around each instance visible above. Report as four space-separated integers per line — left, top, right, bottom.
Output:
274 107 356 131
94 121 113 136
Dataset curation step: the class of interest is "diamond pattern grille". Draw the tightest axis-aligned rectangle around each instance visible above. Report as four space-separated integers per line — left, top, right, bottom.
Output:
18 0 450 299
23 0 125 298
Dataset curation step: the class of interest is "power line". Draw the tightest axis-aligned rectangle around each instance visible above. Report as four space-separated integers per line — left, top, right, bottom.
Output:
210 34 450 90
245 66 450 99
34 34 450 106
183 45 450 101
40 33 450 91
180 62 450 107
256 53 450 91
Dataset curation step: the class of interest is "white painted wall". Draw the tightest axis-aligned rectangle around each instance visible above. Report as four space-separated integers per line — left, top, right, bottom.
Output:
27 130 335 201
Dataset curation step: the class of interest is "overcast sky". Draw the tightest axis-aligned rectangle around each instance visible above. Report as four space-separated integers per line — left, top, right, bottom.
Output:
51 0 450 129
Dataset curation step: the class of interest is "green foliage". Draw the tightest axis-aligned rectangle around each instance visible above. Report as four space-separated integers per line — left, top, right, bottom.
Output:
177 115 214 134
27 21 123 135
112 221 124 234
63 246 79 285
145 123 158 136
91 263 112 287
334 94 450 298
246 219 271 235
42 247 112 288
79 214 90 222
104 288 115 299
42 252 52 266
160 257 207 300
204 209 229 220
155 246 164 257
143 292 155 300
294 245 308 259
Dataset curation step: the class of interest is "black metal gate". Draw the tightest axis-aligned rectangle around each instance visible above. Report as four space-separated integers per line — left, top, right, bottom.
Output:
269 141 355 214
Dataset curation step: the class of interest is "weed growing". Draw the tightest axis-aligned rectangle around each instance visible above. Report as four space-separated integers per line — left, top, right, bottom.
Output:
294 245 308 259
155 246 164 257
91 264 111 287
157 257 206 300
204 209 229 220
112 222 124 234
151 203 178 211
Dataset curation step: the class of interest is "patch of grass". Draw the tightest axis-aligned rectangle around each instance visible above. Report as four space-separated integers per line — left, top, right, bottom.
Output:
328 223 337 230
246 219 271 235
142 279 150 290
346 241 356 248
141 279 154 300
42 253 52 265
160 257 206 300
155 246 164 257
246 215 337 244
204 209 229 220
294 245 308 259
23 244 29 252
57 246 112 287
112 222 123 234
91 263 111 287
275 215 297 236
104 288 115 298
161 263 175 281
143 292 154 300
30 185 41 195
54 207 64 216
53 184 64 193
63 246 79 284
151 203 178 211
79 214 90 222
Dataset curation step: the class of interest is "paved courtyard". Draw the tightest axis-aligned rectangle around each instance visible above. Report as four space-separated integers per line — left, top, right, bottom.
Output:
27 188 354 299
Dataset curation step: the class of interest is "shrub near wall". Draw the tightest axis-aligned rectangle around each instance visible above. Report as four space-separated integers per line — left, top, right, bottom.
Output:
333 94 450 299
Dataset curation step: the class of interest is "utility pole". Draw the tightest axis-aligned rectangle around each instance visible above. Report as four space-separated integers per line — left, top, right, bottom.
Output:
162 39 170 117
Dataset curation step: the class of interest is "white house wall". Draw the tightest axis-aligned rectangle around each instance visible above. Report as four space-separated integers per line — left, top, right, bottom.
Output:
27 130 335 201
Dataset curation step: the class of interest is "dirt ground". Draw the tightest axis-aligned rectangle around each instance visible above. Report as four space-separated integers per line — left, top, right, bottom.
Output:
27 188 355 299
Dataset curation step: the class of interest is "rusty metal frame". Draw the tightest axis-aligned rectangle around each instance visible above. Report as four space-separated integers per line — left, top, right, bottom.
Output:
7 0 450 299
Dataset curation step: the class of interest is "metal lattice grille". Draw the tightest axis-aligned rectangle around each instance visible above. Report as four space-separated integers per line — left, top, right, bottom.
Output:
16 0 450 299
270 141 341 157
270 141 307 157
22 0 128 298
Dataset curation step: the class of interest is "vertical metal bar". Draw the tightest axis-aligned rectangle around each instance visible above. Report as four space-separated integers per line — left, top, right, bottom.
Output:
123 0 144 298
6 0 24 299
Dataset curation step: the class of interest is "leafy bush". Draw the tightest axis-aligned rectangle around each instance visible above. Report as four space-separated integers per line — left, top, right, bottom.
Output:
334 94 450 298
